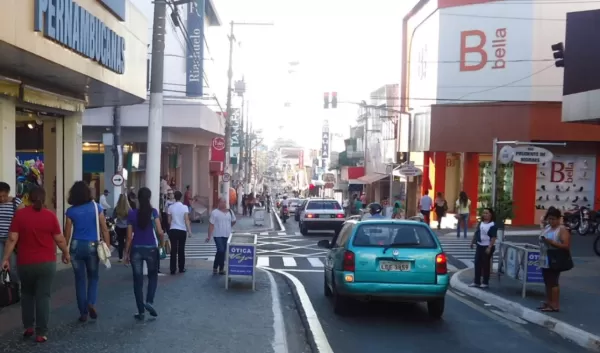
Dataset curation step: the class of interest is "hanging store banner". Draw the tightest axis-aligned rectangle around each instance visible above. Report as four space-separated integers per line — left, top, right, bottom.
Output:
186 0 205 97
321 126 330 168
299 150 304 169
230 109 241 164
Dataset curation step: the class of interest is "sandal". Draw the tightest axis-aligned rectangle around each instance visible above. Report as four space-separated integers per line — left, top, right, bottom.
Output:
540 306 560 312
537 302 549 310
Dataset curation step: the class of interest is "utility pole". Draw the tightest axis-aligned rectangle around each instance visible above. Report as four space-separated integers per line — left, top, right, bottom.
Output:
223 21 235 208
145 0 166 209
244 101 250 190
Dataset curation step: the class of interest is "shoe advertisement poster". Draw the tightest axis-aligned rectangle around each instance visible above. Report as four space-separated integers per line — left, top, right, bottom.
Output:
535 156 596 212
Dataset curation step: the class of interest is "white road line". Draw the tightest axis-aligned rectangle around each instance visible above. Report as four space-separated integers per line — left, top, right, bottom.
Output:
260 232 269 236
282 257 297 267
276 269 323 273
262 269 289 353
278 232 287 236
257 256 270 267
447 264 458 272
307 257 324 268
273 207 286 232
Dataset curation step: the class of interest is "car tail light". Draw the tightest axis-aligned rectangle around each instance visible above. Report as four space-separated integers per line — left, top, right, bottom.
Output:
343 251 355 272
336 214 344 218
306 214 314 218
436 253 447 275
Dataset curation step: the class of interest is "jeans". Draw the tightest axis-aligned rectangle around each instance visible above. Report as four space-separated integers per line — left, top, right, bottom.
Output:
474 245 495 285
456 214 469 238
169 229 187 273
0 239 18 282
420 210 431 225
130 246 158 314
70 239 100 316
18 262 56 336
115 227 127 260
213 237 228 271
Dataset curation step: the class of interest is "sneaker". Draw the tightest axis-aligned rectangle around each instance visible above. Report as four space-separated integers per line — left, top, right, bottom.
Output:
78 314 88 322
118 259 123 263
35 336 48 343
144 303 158 317
23 328 34 337
134 313 145 321
480 284 489 289
88 305 98 319
468 283 480 288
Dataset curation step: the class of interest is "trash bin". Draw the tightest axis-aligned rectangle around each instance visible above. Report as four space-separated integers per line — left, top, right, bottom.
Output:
253 206 266 226
226 233 258 290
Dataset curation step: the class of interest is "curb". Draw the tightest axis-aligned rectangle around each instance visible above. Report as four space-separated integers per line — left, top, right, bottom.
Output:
272 207 286 232
450 268 600 352
263 267 333 353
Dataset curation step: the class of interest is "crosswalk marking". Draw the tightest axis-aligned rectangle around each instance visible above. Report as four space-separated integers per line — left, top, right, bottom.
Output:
257 256 270 267
437 237 499 268
282 257 297 267
307 257 324 267
278 232 287 236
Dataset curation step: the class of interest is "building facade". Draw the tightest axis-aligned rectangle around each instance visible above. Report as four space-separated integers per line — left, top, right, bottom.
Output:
82 0 223 208
401 0 600 226
2 0 147 227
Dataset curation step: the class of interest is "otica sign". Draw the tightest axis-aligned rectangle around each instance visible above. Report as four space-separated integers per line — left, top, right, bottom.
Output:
34 0 126 74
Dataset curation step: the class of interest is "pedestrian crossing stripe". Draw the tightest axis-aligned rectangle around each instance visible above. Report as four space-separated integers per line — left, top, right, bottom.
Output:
437 237 499 269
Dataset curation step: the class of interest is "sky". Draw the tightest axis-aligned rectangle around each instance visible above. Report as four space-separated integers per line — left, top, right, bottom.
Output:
207 0 417 149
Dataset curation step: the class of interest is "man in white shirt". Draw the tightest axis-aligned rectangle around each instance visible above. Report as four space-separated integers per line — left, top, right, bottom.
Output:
419 192 433 225
99 189 111 215
168 191 192 275
206 197 237 275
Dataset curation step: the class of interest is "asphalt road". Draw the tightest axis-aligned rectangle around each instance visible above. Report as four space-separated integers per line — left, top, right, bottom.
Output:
269 215 591 353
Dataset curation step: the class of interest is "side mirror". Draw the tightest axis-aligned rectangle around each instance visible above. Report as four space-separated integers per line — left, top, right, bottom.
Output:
317 240 331 248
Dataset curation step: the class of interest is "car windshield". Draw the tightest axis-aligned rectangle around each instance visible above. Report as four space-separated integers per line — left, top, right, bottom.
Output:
306 201 342 210
352 224 437 248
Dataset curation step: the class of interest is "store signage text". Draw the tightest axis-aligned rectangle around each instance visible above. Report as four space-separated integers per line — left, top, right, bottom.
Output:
186 1 204 97
34 0 126 74
512 146 553 165
460 28 507 72
551 162 574 183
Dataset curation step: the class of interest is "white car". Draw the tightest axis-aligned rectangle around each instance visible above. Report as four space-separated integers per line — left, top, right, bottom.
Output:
288 198 301 214
299 199 345 235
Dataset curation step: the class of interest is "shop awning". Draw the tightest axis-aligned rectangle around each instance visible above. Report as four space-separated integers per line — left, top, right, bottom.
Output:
357 173 388 184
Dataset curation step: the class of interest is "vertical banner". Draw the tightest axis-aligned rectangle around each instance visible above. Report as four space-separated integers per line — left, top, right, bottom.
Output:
321 126 330 170
186 0 205 97
230 109 241 164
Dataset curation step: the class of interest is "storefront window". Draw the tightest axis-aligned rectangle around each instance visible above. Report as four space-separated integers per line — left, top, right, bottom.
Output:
477 161 514 209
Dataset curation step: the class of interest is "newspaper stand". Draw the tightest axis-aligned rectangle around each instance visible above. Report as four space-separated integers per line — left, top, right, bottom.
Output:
226 233 257 290
253 206 266 226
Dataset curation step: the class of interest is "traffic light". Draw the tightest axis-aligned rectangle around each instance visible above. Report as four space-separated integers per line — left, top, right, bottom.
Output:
324 92 329 109
331 92 338 108
551 42 565 68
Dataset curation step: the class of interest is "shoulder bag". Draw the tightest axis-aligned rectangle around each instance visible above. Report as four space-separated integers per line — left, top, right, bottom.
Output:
0 270 19 307
150 212 167 260
94 201 112 269
547 247 574 272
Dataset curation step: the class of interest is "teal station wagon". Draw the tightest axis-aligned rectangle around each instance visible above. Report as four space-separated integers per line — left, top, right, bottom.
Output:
317 219 449 318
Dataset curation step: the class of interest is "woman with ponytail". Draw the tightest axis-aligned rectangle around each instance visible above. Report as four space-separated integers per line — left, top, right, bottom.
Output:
124 187 165 320
1 186 69 343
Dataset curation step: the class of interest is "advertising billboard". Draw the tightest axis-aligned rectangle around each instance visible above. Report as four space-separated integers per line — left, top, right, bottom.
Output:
186 0 205 97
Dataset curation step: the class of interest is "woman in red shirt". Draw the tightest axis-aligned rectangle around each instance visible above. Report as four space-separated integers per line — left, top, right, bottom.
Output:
1 186 70 343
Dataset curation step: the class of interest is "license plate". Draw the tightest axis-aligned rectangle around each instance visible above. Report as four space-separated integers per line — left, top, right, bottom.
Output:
379 261 411 272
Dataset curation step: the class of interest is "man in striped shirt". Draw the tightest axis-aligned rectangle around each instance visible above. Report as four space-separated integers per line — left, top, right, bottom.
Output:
0 182 24 282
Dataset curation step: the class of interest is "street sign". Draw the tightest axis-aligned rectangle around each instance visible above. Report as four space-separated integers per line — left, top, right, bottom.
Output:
223 173 231 182
396 166 423 177
512 146 553 165
111 173 124 186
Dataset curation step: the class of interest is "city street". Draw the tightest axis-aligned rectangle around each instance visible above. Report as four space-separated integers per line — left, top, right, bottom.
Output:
260 212 593 353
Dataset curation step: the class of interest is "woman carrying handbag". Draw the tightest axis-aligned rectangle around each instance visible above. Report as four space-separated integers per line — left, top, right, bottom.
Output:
64 181 112 322
538 207 573 312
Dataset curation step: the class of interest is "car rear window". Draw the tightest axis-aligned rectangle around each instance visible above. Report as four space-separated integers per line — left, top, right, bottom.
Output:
352 224 437 248
306 201 342 210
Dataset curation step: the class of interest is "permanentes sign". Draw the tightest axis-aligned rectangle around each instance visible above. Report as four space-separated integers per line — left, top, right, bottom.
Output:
34 0 126 74
512 146 553 165
186 0 205 97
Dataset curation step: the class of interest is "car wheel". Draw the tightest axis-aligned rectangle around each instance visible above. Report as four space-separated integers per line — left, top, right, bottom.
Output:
427 298 445 319
300 223 308 236
324 273 332 297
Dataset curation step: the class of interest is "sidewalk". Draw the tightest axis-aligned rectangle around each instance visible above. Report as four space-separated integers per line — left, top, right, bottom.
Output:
0 261 286 353
451 257 600 351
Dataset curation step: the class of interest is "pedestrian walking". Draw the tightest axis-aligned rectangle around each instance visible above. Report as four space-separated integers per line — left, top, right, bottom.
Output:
0 181 24 283
246 193 255 216
392 195 404 219
419 192 433 225
241 194 247 216
159 191 175 274
99 189 111 216
64 181 111 322
434 192 447 229
538 207 572 312
206 198 236 275
455 191 471 238
469 208 497 288
124 187 165 320
1 186 70 343
112 194 131 262
168 190 192 274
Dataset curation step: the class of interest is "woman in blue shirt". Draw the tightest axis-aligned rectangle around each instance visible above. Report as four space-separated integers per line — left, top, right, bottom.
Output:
124 187 165 320
64 181 111 322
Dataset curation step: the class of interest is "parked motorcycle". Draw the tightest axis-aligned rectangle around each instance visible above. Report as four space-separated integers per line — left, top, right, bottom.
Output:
563 204 583 234
281 206 289 223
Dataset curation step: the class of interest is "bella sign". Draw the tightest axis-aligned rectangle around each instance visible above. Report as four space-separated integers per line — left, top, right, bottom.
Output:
512 146 553 165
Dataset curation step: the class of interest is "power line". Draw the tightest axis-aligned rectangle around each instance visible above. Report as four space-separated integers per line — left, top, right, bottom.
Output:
414 58 554 64
441 13 565 21
469 0 600 4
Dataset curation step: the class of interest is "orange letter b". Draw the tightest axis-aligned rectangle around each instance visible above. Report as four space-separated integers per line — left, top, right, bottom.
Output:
460 30 487 72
